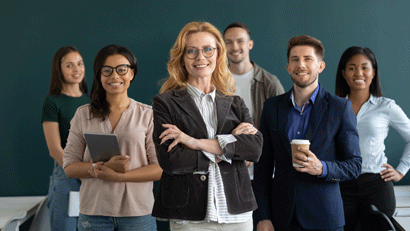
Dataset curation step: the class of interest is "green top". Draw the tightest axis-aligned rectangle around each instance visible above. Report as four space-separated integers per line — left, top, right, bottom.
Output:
41 93 90 149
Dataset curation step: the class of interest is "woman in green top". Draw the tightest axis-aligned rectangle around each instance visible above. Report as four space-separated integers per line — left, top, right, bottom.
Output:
41 46 90 230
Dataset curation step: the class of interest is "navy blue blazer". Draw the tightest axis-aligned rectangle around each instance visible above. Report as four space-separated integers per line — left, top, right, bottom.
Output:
253 85 362 230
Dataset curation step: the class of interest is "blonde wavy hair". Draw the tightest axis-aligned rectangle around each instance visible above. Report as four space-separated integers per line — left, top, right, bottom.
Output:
160 21 235 95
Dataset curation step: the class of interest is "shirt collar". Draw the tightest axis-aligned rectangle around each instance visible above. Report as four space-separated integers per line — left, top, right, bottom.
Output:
186 83 216 102
289 84 320 107
368 94 376 104
345 94 376 105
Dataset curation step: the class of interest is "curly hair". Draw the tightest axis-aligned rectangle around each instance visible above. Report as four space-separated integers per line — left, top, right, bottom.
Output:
160 21 235 95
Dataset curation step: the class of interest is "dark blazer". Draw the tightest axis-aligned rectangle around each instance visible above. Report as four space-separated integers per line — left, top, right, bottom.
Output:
253 85 362 230
152 87 263 220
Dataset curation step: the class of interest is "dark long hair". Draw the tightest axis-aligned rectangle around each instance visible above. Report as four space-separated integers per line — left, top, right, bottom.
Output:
335 46 383 97
90 45 138 120
49 46 87 95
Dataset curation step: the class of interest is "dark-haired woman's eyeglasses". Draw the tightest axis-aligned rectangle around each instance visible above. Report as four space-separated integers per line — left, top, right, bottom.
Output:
185 46 217 59
101 64 131 77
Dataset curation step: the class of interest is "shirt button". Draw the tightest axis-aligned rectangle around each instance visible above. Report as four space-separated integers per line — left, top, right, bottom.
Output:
200 175 207 181
297 132 300 134
300 112 303 115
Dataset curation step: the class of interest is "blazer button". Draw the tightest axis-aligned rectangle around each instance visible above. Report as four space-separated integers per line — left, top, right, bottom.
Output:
200 175 206 181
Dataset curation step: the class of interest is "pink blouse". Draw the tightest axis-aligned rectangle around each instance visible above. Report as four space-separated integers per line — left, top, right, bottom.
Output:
63 99 158 217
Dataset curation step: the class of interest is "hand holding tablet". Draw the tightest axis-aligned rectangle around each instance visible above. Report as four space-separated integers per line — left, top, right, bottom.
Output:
84 133 122 162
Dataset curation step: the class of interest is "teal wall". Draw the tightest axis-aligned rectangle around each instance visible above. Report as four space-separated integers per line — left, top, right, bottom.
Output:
2 0 410 198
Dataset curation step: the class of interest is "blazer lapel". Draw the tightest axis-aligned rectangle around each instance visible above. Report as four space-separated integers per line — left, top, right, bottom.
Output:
172 88 208 138
278 91 292 156
304 86 328 143
215 91 233 135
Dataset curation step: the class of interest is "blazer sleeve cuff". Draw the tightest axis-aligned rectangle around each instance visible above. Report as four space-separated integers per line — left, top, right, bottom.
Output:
216 134 237 161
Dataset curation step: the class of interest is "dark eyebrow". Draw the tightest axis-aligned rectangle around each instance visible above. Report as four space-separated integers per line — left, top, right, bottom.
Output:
62 59 83 64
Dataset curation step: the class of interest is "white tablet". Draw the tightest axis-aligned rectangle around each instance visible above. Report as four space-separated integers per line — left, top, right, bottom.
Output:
83 133 121 162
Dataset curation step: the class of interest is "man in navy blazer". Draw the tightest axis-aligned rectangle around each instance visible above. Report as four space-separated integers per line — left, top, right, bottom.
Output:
253 35 362 231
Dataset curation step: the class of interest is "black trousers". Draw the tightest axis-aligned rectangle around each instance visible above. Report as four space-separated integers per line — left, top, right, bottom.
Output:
340 173 396 231
288 213 344 231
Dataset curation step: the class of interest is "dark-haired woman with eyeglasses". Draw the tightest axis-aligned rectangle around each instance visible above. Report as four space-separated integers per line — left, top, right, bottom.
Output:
335 46 410 231
41 46 90 231
63 44 162 231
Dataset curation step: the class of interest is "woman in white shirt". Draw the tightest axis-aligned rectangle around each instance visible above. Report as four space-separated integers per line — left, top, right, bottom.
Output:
335 46 410 231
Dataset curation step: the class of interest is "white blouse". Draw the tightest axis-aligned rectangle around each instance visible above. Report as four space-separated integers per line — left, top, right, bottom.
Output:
354 95 410 175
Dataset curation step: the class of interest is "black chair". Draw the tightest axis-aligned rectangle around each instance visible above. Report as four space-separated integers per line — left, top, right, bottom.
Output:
368 204 396 231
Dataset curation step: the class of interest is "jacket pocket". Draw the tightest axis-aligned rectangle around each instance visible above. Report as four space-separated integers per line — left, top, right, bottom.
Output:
160 174 189 209
235 167 254 201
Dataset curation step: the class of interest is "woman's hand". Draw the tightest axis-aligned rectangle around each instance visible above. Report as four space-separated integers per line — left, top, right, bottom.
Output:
381 163 404 182
231 122 258 135
160 124 197 152
104 155 131 173
257 220 275 231
88 162 119 181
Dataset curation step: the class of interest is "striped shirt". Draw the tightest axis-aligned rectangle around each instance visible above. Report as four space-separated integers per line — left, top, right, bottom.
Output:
172 84 252 224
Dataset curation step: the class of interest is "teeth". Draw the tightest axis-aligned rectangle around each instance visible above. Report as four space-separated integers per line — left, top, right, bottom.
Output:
109 83 121 86
354 80 365 83
195 64 207 68
297 73 308 76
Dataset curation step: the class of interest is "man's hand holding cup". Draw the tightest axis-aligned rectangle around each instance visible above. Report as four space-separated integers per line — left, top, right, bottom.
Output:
291 139 323 176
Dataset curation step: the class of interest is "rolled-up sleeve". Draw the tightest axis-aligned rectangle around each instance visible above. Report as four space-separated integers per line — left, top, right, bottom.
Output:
152 94 209 175
222 97 263 162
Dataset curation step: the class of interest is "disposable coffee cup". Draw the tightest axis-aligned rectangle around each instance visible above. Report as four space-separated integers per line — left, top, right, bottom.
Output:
290 139 310 168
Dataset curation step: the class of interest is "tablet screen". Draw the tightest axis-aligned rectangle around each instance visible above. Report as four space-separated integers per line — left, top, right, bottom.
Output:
84 133 121 162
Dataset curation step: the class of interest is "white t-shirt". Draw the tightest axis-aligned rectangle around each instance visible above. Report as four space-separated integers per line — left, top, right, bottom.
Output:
232 68 254 118
233 68 256 179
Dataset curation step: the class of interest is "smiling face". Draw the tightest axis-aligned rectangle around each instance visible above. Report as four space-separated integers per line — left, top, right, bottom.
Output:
224 27 253 65
287 45 325 90
100 54 134 96
342 54 375 92
61 52 85 85
183 32 218 83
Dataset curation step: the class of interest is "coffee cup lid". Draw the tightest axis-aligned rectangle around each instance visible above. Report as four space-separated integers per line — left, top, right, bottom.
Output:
290 139 310 144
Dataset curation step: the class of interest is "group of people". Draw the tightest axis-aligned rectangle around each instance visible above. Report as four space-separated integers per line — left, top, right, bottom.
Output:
40 21 410 231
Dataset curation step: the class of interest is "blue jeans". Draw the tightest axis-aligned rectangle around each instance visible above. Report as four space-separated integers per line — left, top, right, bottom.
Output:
47 164 81 231
78 213 157 231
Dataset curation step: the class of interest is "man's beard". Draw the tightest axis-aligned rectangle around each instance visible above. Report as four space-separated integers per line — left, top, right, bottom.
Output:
291 74 318 88
228 53 245 65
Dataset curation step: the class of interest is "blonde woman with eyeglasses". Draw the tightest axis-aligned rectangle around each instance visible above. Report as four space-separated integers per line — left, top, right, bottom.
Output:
151 21 263 231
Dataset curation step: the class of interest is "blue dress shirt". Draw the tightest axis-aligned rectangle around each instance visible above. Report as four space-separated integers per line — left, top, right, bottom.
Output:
287 85 328 177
